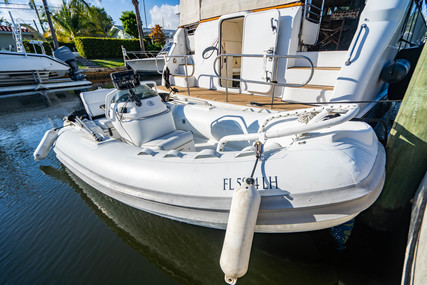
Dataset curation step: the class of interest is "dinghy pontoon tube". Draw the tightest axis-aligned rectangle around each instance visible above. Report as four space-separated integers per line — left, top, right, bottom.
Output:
36 76 385 233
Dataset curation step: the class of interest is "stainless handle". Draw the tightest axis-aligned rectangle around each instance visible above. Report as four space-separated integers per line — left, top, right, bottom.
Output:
345 23 367 66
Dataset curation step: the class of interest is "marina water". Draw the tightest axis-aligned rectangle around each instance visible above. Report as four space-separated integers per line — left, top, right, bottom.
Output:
0 85 409 284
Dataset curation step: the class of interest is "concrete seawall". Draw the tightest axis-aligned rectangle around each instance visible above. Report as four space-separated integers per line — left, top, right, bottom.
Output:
83 67 127 81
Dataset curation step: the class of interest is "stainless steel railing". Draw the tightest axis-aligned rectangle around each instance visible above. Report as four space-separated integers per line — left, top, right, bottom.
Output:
345 23 367 66
213 53 314 108
122 47 161 60
157 54 195 95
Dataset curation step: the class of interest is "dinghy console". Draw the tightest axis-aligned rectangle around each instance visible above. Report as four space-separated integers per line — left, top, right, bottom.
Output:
105 71 195 151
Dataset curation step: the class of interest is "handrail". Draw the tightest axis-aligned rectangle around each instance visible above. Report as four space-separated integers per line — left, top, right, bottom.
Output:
216 104 359 152
122 41 172 61
157 55 195 77
345 23 367 66
124 50 160 60
213 54 314 88
304 0 325 24
157 54 195 95
29 40 46 54
213 53 314 107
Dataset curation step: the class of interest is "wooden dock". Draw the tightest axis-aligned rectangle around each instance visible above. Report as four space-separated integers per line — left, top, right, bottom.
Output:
157 86 313 111
363 44 427 231
401 171 427 285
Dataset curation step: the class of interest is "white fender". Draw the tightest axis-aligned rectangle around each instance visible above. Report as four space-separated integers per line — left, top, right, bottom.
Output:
34 129 59 161
220 178 261 284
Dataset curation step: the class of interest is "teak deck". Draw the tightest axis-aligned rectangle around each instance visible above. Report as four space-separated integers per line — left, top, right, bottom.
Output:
157 86 312 111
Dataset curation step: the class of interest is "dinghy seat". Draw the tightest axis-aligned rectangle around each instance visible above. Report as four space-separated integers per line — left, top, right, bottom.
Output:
80 88 115 131
80 88 121 138
80 88 111 120
141 130 195 151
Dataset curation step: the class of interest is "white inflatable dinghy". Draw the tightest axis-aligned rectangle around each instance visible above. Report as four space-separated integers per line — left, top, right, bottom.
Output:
35 72 385 233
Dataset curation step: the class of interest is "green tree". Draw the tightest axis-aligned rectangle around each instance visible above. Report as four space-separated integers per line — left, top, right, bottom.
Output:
50 0 113 41
88 6 113 37
149 24 165 45
51 0 94 41
120 11 138 38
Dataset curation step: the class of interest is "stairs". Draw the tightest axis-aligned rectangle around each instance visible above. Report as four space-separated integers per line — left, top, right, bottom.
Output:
170 64 196 88
282 51 346 102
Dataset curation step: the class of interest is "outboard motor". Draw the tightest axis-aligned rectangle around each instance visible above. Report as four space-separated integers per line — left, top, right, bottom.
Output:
54 46 85 81
105 70 176 147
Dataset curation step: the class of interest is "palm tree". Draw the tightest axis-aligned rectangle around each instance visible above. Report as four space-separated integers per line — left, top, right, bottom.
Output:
51 0 95 41
131 0 145 51
50 1 113 41
88 6 113 37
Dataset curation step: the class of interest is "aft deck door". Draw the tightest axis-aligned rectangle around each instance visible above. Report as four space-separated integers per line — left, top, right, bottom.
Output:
241 9 280 93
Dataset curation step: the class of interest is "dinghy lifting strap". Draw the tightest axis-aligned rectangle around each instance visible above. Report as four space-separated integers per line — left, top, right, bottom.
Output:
250 141 263 178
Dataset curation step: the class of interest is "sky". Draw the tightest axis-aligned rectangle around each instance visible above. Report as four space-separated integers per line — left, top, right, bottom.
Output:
0 0 180 32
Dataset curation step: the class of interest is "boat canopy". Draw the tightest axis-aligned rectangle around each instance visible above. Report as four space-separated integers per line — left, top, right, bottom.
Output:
179 0 299 26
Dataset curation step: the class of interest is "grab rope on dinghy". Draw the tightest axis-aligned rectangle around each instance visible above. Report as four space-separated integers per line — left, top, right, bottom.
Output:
250 141 264 179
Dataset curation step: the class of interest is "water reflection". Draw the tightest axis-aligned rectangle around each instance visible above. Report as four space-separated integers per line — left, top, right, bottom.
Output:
43 164 341 285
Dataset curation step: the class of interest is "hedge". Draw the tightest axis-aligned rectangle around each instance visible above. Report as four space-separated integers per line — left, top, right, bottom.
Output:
74 37 151 59
23 40 76 55
24 37 161 59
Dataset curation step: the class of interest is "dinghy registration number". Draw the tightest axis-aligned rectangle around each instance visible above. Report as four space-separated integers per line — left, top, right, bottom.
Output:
223 176 279 191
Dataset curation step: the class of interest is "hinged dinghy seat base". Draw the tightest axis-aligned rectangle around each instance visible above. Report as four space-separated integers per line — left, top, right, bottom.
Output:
140 130 195 152
80 88 119 137
80 88 110 119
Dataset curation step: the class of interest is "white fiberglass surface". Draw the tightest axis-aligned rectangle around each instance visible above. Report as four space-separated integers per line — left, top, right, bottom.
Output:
241 9 280 93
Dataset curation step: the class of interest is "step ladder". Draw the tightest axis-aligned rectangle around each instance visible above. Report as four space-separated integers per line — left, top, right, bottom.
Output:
9 12 25 53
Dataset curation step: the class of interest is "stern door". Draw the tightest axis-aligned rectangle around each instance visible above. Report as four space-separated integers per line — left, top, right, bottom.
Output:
241 10 280 93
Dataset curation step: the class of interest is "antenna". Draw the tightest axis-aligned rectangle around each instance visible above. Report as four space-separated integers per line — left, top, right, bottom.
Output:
142 0 148 27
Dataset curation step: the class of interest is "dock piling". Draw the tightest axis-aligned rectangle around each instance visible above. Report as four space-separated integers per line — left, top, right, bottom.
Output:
362 45 427 231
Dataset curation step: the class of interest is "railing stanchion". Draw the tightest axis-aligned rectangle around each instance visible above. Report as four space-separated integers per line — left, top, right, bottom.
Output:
225 56 229 102
185 56 190 96
270 57 280 109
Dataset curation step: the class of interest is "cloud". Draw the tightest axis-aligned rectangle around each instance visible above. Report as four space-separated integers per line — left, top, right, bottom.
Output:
149 4 179 30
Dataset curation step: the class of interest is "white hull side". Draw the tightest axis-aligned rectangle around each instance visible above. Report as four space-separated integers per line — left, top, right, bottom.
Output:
0 51 70 85
126 58 165 74
54 122 386 233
